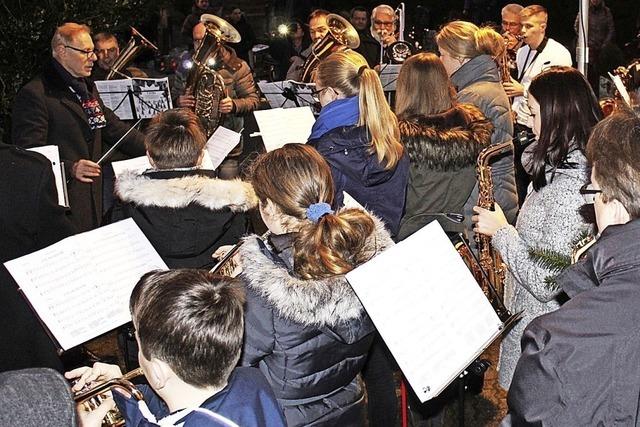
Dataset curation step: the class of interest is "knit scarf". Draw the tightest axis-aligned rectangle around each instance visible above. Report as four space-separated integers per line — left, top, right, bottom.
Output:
52 59 106 130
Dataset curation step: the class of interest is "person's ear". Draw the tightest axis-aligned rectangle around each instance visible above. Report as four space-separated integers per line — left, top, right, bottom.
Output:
146 358 172 390
540 22 547 32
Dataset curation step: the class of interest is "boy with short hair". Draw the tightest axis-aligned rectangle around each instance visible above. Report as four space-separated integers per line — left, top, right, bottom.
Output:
66 269 285 427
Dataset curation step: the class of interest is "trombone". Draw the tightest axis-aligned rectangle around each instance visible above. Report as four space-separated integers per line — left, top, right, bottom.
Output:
106 27 159 80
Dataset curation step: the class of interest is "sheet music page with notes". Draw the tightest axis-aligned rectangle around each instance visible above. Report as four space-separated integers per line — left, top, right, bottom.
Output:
3 219 168 351
253 107 316 151
205 126 241 170
95 79 135 120
346 221 503 402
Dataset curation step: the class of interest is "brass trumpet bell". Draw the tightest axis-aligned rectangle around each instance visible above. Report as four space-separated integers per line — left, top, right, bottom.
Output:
325 14 360 49
200 14 241 44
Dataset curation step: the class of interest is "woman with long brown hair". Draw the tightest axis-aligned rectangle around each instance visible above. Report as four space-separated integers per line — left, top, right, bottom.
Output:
307 50 409 238
239 143 393 427
396 52 493 240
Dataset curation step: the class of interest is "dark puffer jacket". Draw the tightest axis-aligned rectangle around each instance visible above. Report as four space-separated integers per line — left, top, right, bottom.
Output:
308 125 409 238
450 54 518 228
503 219 640 426
398 104 492 240
239 217 394 427
111 169 257 269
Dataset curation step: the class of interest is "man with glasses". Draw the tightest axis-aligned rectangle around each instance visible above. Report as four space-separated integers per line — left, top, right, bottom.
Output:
503 107 640 426
91 32 147 81
11 22 144 232
370 4 397 65
501 4 524 80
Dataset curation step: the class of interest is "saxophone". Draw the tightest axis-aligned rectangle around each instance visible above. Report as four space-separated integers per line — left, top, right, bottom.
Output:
474 140 513 303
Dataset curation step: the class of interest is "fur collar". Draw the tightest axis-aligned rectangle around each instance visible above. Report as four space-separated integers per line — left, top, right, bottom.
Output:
115 170 258 212
399 103 493 170
239 215 393 327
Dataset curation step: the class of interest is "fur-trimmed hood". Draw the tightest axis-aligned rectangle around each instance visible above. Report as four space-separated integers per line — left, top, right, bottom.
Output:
239 215 393 331
115 169 258 212
399 103 493 171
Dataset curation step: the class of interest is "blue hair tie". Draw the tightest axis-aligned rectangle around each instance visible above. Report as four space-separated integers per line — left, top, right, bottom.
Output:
306 202 334 223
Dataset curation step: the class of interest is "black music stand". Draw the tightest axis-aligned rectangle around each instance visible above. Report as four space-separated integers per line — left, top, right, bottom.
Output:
257 80 318 113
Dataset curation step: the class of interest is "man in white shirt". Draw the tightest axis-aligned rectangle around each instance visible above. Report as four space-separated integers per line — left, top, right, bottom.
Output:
503 5 572 204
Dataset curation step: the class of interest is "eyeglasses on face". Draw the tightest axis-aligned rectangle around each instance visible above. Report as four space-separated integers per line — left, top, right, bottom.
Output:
579 183 602 204
373 19 394 27
64 45 96 58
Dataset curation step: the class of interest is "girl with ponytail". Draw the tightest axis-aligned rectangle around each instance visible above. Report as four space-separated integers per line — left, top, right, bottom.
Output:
239 143 394 427
436 21 519 234
307 50 409 238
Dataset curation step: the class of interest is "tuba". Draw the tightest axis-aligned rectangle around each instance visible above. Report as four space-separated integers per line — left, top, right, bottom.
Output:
473 141 513 304
186 14 241 137
106 27 158 80
73 368 144 426
300 14 360 83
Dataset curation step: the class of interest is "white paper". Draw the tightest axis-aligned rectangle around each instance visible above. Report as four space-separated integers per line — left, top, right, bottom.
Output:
379 64 402 91
342 191 365 210
27 145 68 207
253 107 316 152
257 80 317 109
608 72 631 105
95 77 173 120
346 221 503 402
206 126 242 170
111 150 215 178
3 219 168 351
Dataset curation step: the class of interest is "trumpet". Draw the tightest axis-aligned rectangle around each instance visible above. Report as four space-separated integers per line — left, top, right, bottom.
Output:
74 368 145 427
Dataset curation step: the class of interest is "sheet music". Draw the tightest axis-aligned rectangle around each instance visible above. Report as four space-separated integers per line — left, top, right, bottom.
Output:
111 150 215 178
3 219 168 351
257 80 316 109
27 145 68 207
253 107 316 152
379 64 402 91
206 126 242 170
346 221 503 402
342 191 365 210
95 79 136 120
95 78 172 120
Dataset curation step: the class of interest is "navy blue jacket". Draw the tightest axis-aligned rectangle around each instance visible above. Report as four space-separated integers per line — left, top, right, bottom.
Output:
114 367 286 426
308 125 409 237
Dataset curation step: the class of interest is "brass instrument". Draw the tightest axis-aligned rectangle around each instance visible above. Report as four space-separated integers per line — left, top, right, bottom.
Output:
187 14 241 137
387 3 413 64
74 368 144 427
211 232 271 277
106 27 158 80
600 59 640 116
300 14 360 83
474 141 513 303
571 235 597 264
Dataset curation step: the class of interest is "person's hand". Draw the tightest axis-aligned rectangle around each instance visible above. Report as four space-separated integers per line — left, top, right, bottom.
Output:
472 203 508 237
65 362 123 393
177 93 196 109
503 32 519 50
503 78 524 97
72 160 101 183
382 33 397 48
76 397 115 427
218 97 235 114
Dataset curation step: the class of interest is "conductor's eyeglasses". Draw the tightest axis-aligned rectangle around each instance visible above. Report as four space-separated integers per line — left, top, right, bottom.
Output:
64 45 96 58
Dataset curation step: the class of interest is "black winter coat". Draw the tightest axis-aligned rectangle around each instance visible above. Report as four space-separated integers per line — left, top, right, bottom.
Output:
0 144 76 371
397 104 492 240
503 219 640 426
239 218 394 426
110 169 257 269
11 60 145 232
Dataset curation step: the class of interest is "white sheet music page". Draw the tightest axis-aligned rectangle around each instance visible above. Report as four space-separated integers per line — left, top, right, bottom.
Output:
27 145 67 207
206 126 242 170
346 221 503 402
95 79 135 120
3 219 168 351
253 107 316 151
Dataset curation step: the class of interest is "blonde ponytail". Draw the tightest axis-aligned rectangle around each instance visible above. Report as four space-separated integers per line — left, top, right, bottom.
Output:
316 50 404 170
